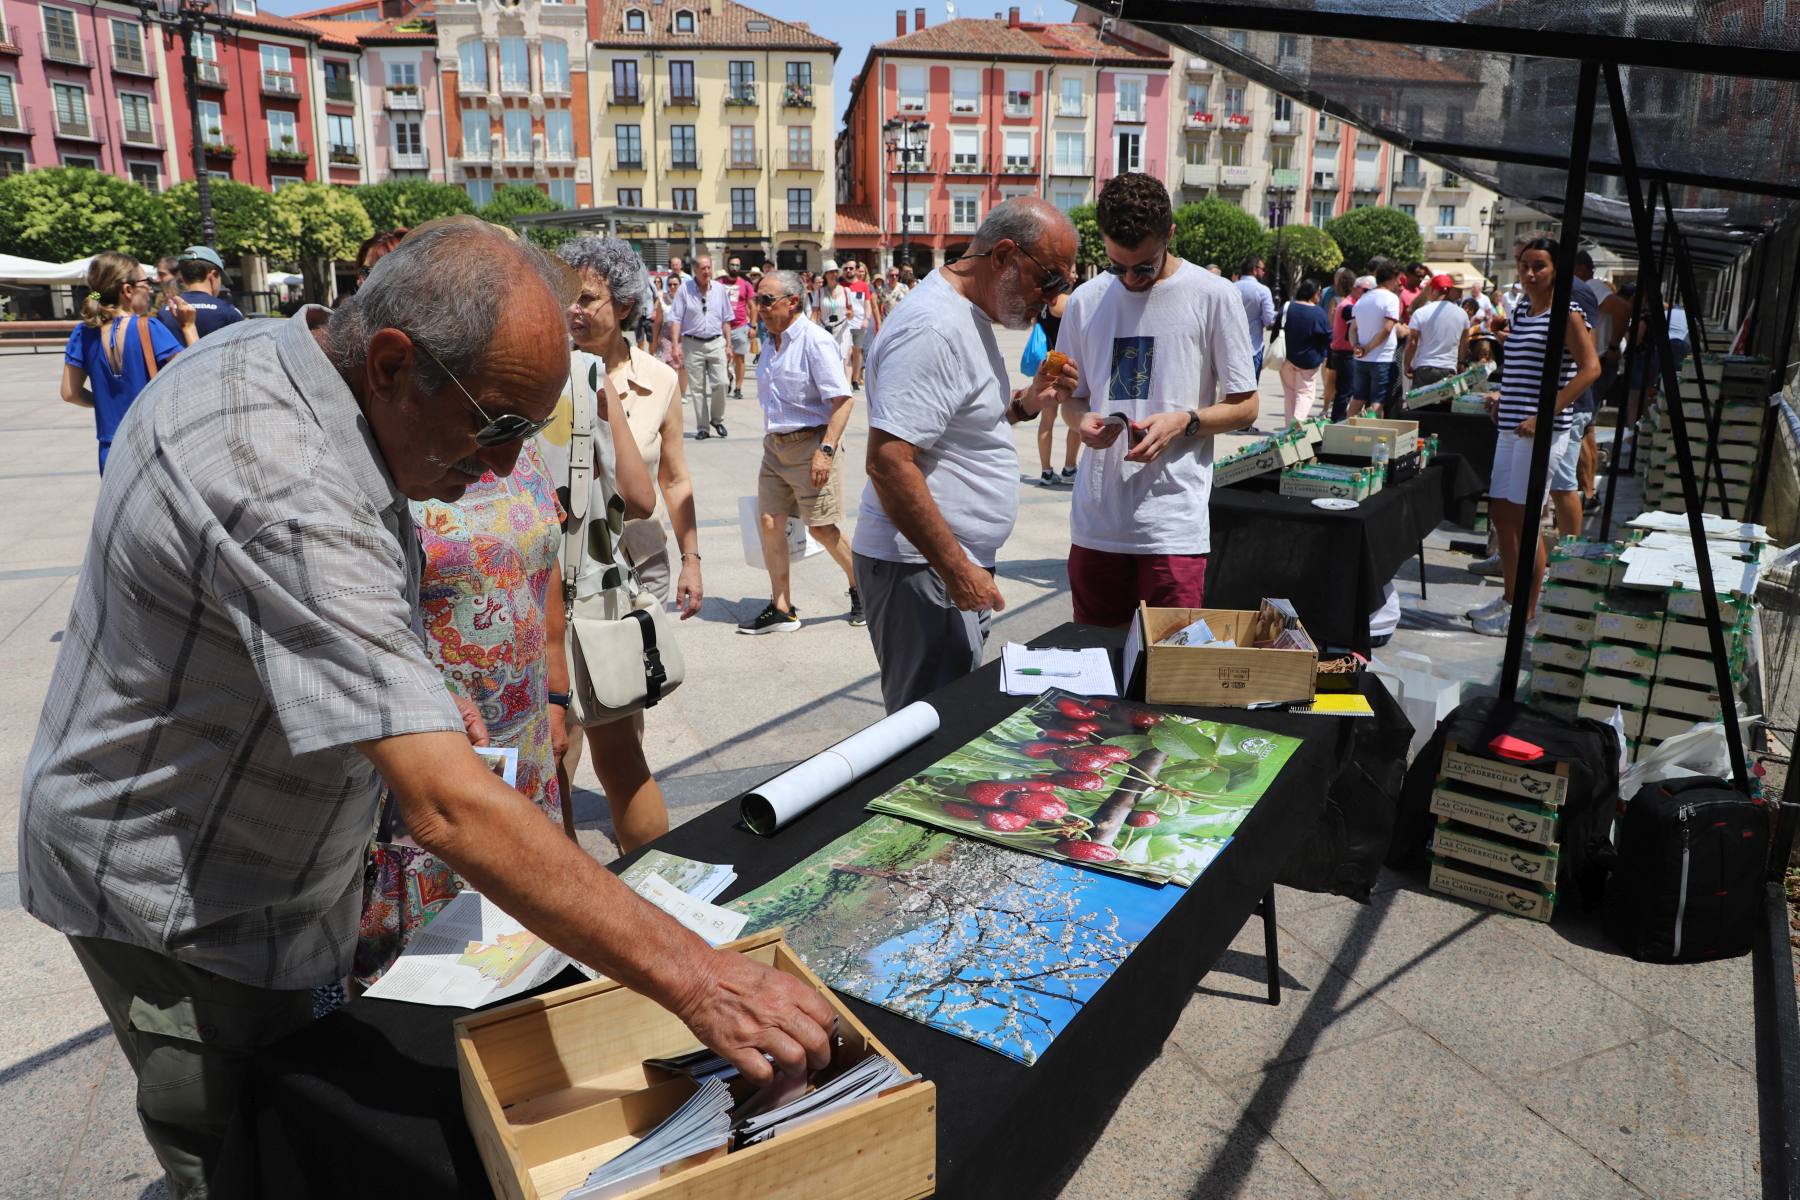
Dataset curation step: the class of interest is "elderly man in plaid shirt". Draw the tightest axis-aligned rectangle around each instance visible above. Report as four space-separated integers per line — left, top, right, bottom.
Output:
18 220 833 1198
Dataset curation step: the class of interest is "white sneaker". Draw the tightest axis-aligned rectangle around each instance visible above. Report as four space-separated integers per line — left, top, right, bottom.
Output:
1466 553 1503 577
1465 594 1509 620
1471 604 1516 636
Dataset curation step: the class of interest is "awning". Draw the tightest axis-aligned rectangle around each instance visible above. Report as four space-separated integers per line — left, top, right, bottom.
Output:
1424 260 1488 288
0 254 93 284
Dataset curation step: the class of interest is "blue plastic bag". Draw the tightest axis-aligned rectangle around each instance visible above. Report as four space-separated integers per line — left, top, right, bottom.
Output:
1019 321 1047 377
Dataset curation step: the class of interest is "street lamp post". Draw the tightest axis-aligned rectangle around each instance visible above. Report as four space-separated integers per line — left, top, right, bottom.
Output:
882 117 928 274
1481 201 1504 285
1266 193 1291 301
139 0 218 248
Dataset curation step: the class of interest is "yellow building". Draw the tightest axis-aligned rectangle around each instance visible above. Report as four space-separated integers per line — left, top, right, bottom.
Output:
589 0 837 270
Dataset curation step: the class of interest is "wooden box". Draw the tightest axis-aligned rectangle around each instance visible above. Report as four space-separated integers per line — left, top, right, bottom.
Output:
454 930 937 1200
1528 665 1582 701
1441 743 1570 808
1594 605 1662 646
1429 785 1558 846
1580 670 1651 710
1434 821 1560 885
1429 859 1556 922
1540 582 1603 616
1536 610 1595 644
1277 464 1373 500
1655 648 1741 690
1589 641 1658 676
1132 604 1318 708
1321 417 1420 459
1529 637 1591 672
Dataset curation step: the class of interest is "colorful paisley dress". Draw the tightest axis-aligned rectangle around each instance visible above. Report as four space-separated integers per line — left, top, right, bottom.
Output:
351 442 566 987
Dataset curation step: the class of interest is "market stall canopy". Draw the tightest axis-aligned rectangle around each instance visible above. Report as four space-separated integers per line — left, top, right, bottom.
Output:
0 254 94 284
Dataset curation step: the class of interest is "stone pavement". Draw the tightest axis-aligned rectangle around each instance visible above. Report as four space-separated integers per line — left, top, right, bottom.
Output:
0 321 1774 1199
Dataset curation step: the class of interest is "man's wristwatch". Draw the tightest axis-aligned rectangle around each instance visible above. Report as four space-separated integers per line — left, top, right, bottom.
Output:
547 690 571 708
819 443 835 457
1183 410 1202 437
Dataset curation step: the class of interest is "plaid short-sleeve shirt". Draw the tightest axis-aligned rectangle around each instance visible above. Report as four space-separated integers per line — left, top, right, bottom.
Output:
18 307 462 990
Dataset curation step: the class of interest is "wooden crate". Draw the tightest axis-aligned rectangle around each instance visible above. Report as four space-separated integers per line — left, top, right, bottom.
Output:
1529 637 1591 672
1540 582 1603 616
1580 670 1651 710
1429 785 1559 846
1589 641 1659 676
1537 610 1595 644
1429 860 1556 922
1594 605 1663 646
1529 665 1582 701
1433 821 1560 885
454 930 937 1200
1441 743 1570 808
1654 648 1742 689
1134 604 1318 708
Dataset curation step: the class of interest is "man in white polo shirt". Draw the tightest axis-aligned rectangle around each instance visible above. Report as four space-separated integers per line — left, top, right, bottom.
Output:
740 269 862 634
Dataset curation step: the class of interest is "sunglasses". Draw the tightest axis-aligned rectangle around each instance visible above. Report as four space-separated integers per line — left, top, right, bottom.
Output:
752 292 790 307
1106 249 1166 281
415 342 555 447
960 244 1072 298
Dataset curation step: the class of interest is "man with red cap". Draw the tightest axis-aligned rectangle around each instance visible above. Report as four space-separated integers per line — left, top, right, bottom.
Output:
1403 272 1472 392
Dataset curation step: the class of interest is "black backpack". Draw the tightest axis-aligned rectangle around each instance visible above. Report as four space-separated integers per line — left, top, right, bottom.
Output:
1603 776 1769 962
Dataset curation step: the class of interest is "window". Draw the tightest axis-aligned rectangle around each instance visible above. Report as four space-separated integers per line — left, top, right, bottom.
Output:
730 125 755 166
901 189 925 230
260 44 291 79
111 20 144 66
729 59 754 101
624 8 645 31
1003 129 1032 170
1060 77 1083 115
128 161 159 191
673 8 695 33
731 187 756 228
898 65 927 112
1438 204 1458 226
198 98 222 143
0 76 16 125
121 93 154 142
1445 105 1464 137
1277 34 1298 57
459 40 488 89
324 59 353 100
1270 142 1291 170
1310 197 1333 225
1052 186 1083 213
671 187 695 211
786 61 811 87
62 153 99 169
1114 128 1141 172
1005 69 1031 113
1218 138 1242 166
951 128 980 171
1226 29 1247 51
465 177 494 206
462 116 491 156
1055 130 1085 172
233 0 256 15
618 186 642 206
548 178 576 207
950 189 980 230
327 113 357 157
500 38 529 90
1116 76 1144 121
1272 94 1293 122
1403 104 1423 133
951 67 979 114
267 108 297 149
787 187 812 229
612 60 638 101
544 109 573 159
1186 82 1209 111
1399 153 1419 184
1185 139 1206 165
669 59 694 101
394 118 422 155
671 124 697 167
1223 85 1246 115
193 31 216 64
615 124 641 165
1 148 30 176
1398 203 1416 218
42 7 79 57
542 41 569 92
503 109 531 157
787 125 811 166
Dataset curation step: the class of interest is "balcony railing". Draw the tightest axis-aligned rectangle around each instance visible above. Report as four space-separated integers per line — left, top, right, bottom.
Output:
607 82 642 105
779 151 818 171
543 74 571 96
1050 156 1092 176
1184 110 1214 131
663 87 698 107
261 70 298 97
1181 162 1218 188
1219 164 1254 187
1000 155 1035 175
1221 110 1252 132
111 42 155 76
730 219 761 232
782 221 820 234
0 105 25 132
1184 57 1212 74
328 145 361 165
54 113 95 140
725 150 762 170
1004 91 1031 116
949 95 979 115
457 144 493 165
501 141 533 164
947 154 986 174
204 139 237 158
1313 171 1338 189
388 148 428 170
1394 172 1427 189
783 82 814 108
896 95 925 114
1433 225 1472 238
1270 117 1295 136
1441 172 1469 189
196 60 225 88
1269 167 1300 191
0 21 19 53
666 150 701 171
609 150 645 171
1352 171 1382 191
498 72 530 95
123 122 159 146
1056 95 1087 117
385 85 423 110
892 152 934 174
43 32 88 66
950 215 978 233
543 144 574 163
458 74 488 95
1314 121 1339 141
896 212 929 232
1115 106 1143 122
725 82 758 106
269 145 310 163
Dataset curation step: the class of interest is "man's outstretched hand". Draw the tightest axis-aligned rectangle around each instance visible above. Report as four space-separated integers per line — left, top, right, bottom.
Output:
671 948 838 1085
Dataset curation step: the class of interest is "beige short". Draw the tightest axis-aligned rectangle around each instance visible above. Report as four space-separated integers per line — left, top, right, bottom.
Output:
758 428 843 526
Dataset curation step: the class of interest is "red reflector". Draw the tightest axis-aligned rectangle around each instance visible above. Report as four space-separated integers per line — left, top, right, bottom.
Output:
1488 734 1544 762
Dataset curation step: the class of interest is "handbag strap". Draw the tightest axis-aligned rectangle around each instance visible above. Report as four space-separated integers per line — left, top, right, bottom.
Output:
561 360 593 607
627 608 669 706
137 316 158 380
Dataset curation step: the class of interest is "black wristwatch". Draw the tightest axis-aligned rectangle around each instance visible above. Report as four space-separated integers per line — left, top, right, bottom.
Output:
1183 410 1202 437
819 443 835 457
547 690 571 707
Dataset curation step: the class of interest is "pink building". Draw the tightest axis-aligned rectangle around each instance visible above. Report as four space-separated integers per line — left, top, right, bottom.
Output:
296 0 447 183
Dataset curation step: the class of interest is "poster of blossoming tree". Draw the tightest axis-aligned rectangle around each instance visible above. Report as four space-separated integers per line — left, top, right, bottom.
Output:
729 816 1183 1064
866 690 1301 886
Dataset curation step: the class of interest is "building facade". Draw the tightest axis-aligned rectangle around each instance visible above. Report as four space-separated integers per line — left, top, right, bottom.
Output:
584 0 838 270
836 8 1169 271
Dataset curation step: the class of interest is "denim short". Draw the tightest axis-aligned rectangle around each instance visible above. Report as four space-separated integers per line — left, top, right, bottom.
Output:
1550 410 1593 492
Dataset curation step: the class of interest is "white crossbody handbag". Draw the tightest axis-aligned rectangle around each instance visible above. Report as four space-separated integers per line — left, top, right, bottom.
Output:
560 358 685 725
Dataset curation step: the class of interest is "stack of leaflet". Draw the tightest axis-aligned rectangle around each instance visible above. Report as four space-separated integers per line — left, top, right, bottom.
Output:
731 1054 919 1149
642 1046 740 1082
618 850 736 903
1156 615 1233 647
565 1077 734 1199
1250 597 1317 652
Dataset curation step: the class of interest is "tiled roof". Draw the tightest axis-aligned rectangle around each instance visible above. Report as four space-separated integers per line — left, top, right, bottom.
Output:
589 0 838 52
1309 40 1478 86
872 18 1167 65
835 205 879 236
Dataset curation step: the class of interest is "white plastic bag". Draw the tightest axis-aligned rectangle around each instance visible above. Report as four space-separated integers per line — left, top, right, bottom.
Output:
1617 717 1758 804
1368 648 1462 758
737 496 821 569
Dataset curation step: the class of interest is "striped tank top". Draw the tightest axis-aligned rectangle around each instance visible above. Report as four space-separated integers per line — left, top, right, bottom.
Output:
1496 301 1584 433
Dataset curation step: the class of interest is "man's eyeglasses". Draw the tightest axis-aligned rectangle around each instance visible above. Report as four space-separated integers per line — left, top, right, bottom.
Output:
752 292 791 307
415 342 555 447
1106 249 1166 281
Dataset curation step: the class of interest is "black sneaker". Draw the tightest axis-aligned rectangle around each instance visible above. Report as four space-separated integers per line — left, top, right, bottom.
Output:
712 422 728 438
1060 465 1077 481
695 427 712 440
732 387 743 399
1039 469 1056 487
848 587 866 626
737 603 799 634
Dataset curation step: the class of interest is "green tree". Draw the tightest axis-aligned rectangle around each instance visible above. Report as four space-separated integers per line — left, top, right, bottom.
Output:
478 184 564 250
1067 203 1105 271
266 182 373 303
1323 206 1424 274
161 180 280 260
0 167 176 264
1263 224 1342 296
1171 199 1265 276
353 179 476 234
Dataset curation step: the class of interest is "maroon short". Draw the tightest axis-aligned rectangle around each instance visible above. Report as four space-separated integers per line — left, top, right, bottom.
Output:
1067 545 1208 627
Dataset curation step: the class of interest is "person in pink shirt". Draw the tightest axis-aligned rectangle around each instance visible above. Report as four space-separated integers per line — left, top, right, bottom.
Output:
724 256 758 400
1327 273 1368 420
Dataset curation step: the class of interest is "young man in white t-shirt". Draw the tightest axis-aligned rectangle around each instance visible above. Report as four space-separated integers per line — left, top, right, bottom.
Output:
1403 273 1472 390
1055 173 1261 627
1348 260 1405 418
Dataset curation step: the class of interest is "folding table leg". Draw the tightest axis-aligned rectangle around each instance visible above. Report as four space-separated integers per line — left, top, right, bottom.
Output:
1418 541 1428 601
1261 887 1280 1006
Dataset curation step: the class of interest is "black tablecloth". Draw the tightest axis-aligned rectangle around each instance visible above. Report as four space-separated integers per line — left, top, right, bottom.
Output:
1415 409 1498 495
252 624 1367 1200
1209 458 1483 653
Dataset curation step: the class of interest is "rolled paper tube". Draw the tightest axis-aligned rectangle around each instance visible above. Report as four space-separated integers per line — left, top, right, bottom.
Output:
740 700 941 835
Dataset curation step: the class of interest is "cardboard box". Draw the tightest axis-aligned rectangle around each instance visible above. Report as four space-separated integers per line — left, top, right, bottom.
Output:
1649 678 1728 720
1321 417 1420 459
1278 464 1372 501
1540 582 1603 616
1594 605 1662 646
1441 743 1570 808
1430 785 1559 845
1655 648 1741 689
1530 637 1591 672
1641 710 1703 744
1214 443 1287 488
1529 666 1582 700
1547 548 1618 588
1429 860 1556 922
1665 589 1745 624
1130 604 1318 708
454 930 936 1200
1537 610 1595 643
1589 641 1659 676
1434 821 1560 885
1660 616 1746 655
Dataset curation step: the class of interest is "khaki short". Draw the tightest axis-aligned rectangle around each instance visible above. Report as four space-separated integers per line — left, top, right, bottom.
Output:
758 429 842 526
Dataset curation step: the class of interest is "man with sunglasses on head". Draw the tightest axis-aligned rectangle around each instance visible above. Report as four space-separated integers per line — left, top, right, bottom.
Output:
853 197 1078 712
1055 173 1260 627
19 220 837 1197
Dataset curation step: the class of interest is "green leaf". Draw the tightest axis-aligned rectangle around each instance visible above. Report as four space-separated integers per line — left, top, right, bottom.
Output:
1101 733 1154 754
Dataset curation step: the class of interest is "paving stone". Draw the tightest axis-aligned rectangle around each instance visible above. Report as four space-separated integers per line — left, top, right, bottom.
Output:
0 907 94 1000
57 1041 168 1200
0 988 116 1200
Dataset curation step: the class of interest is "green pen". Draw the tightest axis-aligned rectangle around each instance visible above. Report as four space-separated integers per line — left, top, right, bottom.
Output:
1016 668 1080 677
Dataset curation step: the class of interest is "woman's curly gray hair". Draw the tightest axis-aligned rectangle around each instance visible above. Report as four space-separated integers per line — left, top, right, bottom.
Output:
556 236 655 324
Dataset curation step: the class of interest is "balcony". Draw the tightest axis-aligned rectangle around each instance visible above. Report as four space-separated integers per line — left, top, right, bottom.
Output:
607 82 642 106
949 95 979 116
1220 110 1252 133
666 150 701 172
1269 167 1299 191
543 144 574 163
328 145 361 166
501 141 533 165
204 138 238 158
1115 106 1143 123
730 219 761 232
1000 155 1035 175
196 60 226 88
1313 171 1338 189
1393 172 1427 191
1184 110 1214 131
779 151 818 171
1181 162 1218 188
498 73 531 96
950 214 979 234
895 212 929 233
1352 171 1382 192
388 148 429 170
1184 57 1212 74
1270 117 1296 136
782 221 820 235
896 95 926 115
385 85 423 111
0 105 25 133
892 152 934 174
1050 156 1093 177
458 73 489 96
0 21 18 53
1440 172 1470 191
110 41 156 77
269 145 310 164
43 33 88 67
663 87 698 108
947 153 986 175
724 82 758 107
1004 91 1031 117
608 150 645 171
783 82 814 108
123 123 160 148
1433 225 1472 239
1313 120 1340 141
725 150 762 170
1219 164 1254 188
457 144 494 166
1056 95 1087 117
53 113 96 140
261 70 299 98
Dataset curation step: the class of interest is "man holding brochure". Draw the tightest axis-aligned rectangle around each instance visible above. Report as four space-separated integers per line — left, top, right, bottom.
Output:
1056 174 1261 627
